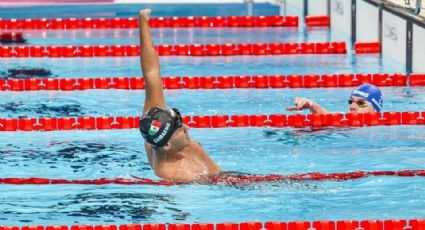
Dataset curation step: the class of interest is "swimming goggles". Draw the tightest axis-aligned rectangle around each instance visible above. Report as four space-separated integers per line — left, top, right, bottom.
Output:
348 98 369 108
171 108 183 130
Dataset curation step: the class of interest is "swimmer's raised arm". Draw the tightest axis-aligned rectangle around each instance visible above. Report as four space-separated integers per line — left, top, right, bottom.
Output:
286 97 329 114
139 9 165 113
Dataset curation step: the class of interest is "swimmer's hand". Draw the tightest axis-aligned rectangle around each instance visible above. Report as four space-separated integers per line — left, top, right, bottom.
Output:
286 97 329 114
286 97 315 111
139 9 151 21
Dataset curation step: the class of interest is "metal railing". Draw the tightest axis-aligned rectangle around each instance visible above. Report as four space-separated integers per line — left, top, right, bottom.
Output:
404 0 422 14
387 0 424 15
413 0 422 15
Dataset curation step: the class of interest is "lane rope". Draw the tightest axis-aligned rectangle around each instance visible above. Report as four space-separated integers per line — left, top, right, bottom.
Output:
0 16 329 44
2 73 424 91
0 41 347 58
0 15 331 30
0 112 423 132
0 15 299 30
355 42 381 54
1 170 425 185
1 219 424 230
305 15 330 27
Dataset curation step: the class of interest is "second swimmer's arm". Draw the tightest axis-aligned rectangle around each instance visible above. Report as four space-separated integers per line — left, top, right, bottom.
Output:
308 102 329 114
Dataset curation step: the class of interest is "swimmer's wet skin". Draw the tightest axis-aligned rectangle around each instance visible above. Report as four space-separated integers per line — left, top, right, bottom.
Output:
137 9 221 183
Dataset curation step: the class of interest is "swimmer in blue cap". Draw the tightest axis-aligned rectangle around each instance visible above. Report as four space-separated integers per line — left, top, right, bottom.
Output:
138 9 221 182
286 83 383 114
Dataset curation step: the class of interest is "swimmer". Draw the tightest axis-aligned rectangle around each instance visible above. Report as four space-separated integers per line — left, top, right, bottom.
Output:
137 9 221 183
286 83 383 114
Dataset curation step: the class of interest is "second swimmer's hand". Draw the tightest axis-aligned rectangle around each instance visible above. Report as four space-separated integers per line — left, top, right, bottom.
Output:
286 97 315 111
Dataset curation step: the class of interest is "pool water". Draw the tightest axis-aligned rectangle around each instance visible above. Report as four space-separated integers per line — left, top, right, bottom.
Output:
1 2 425 226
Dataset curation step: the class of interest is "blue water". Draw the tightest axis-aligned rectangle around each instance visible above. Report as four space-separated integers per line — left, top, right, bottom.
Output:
0 55 401 78
16 28 306 46
0 87 424 118
1 127 425 224
1 2 425 226
0 3 279 18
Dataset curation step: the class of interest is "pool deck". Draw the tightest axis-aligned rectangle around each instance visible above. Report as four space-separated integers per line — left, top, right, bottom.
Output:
0 0 266 7
385 0 425 19
0 0 423 21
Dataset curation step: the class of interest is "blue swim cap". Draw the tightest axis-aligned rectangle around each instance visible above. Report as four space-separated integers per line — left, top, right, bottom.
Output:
350 83 383 112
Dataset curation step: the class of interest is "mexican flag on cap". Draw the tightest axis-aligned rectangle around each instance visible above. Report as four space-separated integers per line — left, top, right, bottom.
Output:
148 120 161 136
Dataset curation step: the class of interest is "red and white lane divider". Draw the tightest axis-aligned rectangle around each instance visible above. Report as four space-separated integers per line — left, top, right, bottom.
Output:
0 220 424 230
0 41 346 58
2 73 424 92
355 42 381 54
305 15 330 27
1 170 425 185
0 15 298 30
0 112 424 132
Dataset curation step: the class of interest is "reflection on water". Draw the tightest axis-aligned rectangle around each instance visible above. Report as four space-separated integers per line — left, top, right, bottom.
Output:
60 192 186 222
0 100 95 117
0 191 189 224
55 141 108 155
0 68 53 79
0 141 150 174
262 127 353 147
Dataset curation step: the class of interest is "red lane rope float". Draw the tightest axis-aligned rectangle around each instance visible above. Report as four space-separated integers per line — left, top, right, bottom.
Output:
0 15 298 30
1 220 425 230
1 170 425 185
1 73 420 92
0 112 424 132
305 15 330 27
355 42 381 54
0 41 347 58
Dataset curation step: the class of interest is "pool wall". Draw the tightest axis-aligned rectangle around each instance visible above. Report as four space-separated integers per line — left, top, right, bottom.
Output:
285 0 425 73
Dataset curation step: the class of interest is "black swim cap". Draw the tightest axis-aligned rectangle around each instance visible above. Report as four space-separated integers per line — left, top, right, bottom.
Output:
139 107 182 147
